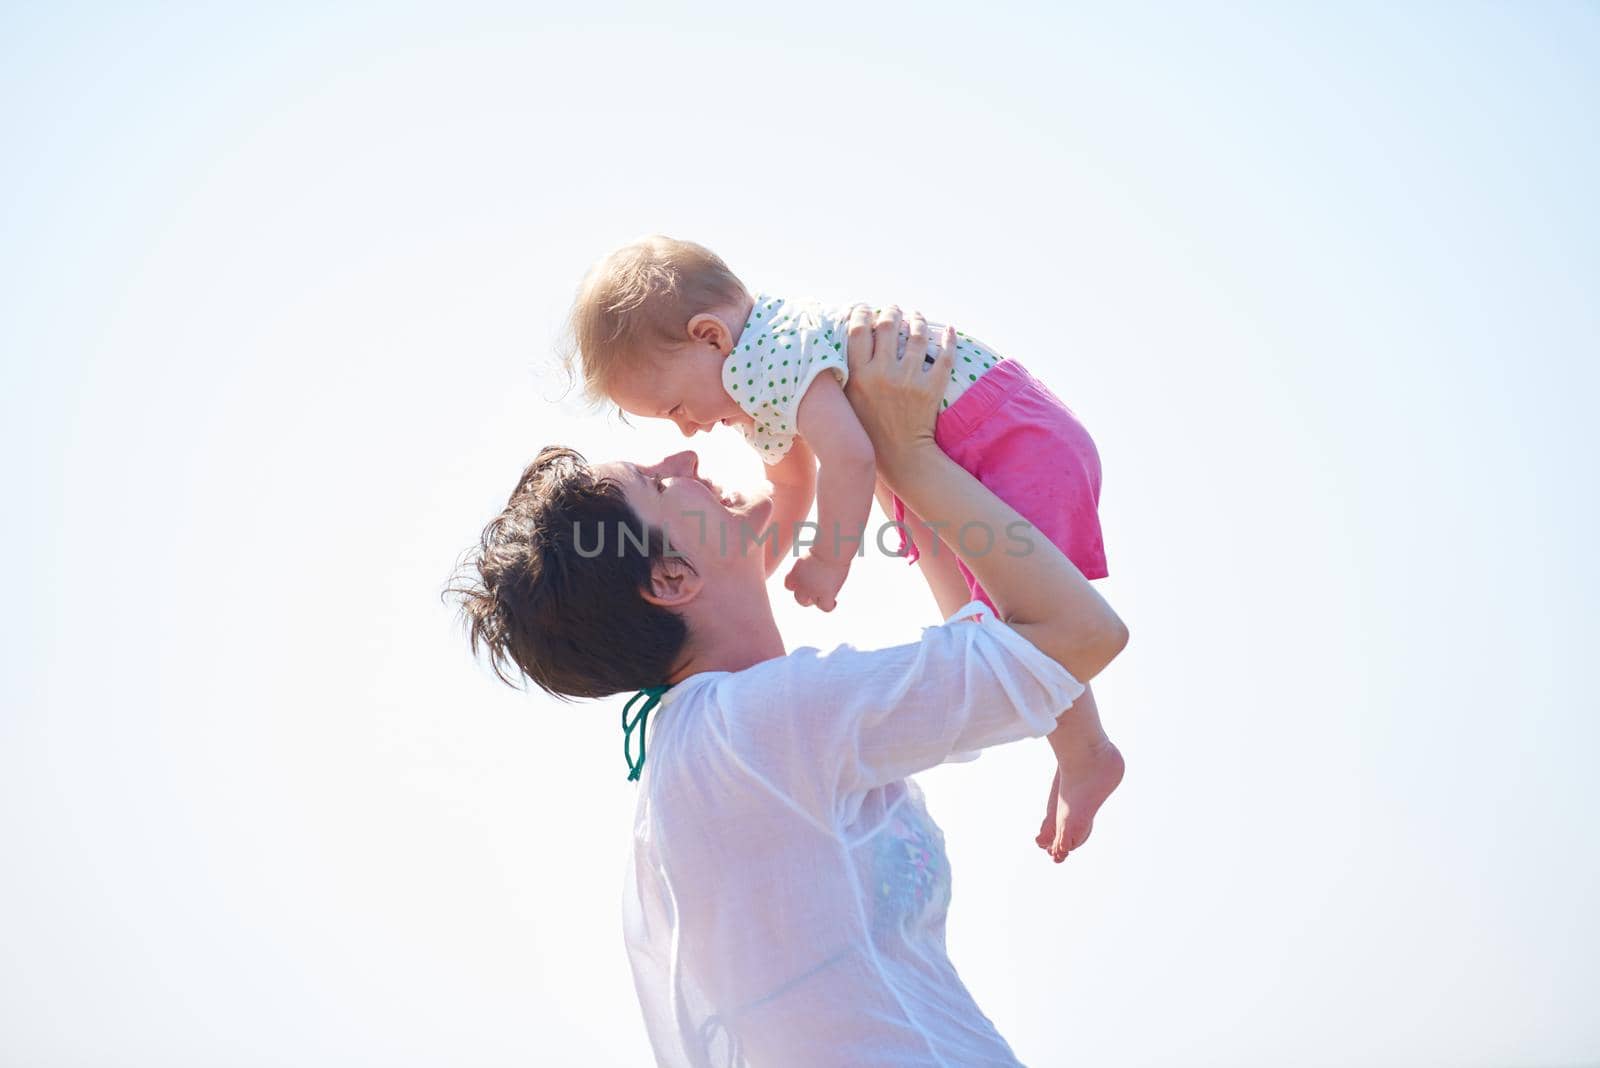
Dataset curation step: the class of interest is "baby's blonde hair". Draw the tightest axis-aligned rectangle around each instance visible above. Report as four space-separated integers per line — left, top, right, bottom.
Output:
564 236 749 403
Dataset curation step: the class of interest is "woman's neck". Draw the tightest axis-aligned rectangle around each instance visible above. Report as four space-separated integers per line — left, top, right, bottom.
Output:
667 595 786 683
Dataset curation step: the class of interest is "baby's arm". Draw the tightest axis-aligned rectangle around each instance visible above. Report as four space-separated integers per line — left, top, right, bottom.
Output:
785 373 875 611
759 438 817 578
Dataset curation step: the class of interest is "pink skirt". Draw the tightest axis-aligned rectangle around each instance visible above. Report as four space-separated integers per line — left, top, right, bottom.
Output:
891 359 1107 608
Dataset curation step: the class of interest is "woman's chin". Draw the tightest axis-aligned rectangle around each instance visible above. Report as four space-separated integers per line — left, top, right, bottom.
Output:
728 493 774 530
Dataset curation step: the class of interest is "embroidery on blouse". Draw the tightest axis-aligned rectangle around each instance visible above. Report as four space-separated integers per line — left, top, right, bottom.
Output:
868 799 953 937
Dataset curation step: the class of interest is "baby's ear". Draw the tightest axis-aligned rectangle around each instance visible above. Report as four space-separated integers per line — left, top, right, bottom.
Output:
686 312 732 354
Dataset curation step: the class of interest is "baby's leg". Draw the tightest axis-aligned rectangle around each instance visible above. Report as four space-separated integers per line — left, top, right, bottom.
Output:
874 480 970 618
1034 684 1124 863
879 480 1124 862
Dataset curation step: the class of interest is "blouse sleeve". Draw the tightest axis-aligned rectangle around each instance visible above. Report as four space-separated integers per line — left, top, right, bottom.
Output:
705 601 1085 825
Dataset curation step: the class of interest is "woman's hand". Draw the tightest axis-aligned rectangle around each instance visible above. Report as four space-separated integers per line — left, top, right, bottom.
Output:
841 305 956 489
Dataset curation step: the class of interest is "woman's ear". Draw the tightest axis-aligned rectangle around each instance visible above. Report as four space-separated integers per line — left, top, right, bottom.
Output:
640 554 704 608
686 312 732 355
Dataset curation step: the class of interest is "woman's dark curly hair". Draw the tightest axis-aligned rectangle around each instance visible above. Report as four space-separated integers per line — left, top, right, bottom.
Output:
447 446 688 698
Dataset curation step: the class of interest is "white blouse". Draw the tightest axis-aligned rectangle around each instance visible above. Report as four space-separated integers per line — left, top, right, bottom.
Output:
622 602 1084 1066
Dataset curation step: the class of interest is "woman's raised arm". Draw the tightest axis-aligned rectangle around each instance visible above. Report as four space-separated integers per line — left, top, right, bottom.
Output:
842 307 1129 682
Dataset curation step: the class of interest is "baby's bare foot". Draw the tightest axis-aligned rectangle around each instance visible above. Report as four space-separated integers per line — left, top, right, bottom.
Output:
1035 768 1062 854
1035 742 1125 863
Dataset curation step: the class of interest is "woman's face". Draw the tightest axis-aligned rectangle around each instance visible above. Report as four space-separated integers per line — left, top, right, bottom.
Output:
596 451 774 583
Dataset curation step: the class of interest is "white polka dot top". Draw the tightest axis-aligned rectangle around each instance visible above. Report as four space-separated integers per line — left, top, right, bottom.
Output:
722 294 1002 464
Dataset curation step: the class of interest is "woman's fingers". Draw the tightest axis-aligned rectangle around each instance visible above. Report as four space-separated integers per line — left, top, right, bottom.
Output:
889 312 943 393
930 324 957 379
905 313 929 366
840 304 947 476
909 324 954 408
899 323 952 409
872 305 902 368
844 304 877 382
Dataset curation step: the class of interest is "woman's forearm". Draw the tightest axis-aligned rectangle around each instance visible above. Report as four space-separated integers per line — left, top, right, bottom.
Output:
885 443 1128 681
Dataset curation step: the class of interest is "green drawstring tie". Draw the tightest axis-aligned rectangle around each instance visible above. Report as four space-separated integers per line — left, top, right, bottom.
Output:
623 685 670 782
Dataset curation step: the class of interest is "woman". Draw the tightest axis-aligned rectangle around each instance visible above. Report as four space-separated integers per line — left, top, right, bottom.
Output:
453 308 1128 1065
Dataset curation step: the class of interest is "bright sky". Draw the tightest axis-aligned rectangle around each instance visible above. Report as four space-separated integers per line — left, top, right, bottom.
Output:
3 5 1597 1066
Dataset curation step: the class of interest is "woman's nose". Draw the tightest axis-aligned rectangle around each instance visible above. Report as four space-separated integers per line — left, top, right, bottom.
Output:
662 450 698 476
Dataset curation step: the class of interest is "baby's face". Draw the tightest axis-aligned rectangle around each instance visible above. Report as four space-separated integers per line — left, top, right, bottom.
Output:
609 344 751 438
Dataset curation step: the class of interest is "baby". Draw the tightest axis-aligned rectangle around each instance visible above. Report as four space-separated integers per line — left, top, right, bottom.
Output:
565 235 1123 862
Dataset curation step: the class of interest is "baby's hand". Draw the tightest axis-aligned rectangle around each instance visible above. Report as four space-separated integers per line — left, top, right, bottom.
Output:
783 551 851 612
